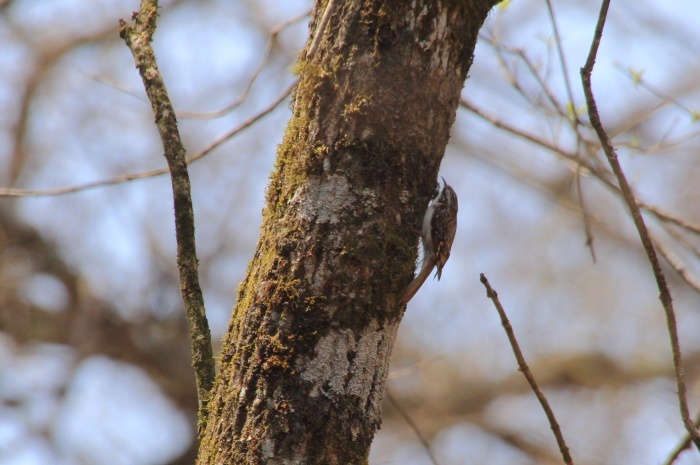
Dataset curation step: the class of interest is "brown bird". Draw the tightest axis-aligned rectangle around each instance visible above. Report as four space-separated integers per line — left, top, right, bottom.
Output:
399 177 458 307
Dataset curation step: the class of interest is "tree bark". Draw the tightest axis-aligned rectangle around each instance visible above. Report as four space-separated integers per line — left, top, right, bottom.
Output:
197 1 497 463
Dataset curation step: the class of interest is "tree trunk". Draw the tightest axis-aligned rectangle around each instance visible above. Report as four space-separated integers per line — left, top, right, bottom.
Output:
197 1 497 463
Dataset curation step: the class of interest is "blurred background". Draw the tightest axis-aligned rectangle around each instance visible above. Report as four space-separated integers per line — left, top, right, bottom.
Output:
1 0 700 464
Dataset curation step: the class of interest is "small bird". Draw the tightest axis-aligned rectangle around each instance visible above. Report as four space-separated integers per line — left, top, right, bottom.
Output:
398 177 458 306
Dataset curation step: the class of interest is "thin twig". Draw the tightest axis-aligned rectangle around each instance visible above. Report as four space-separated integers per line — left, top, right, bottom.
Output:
178 11 308 119
580 0 700 451
387 356 441 380
607 100 668 139
0 83 294 198
544 0 578 125
386 389 440 465
479 34 568 120
641 202 700 236
633 127 700 154
461 98 589 169
615 63 699 120
463 97 700 299
119 0 214 436
517 48 566 117
80 12 306 121
490 43 542 110
305 0 337 61
544 0 597 261
574 170 597 262
459 99 700 238
650 231 700 295
665 411 700 465
666 225 700 261
479 274 574 465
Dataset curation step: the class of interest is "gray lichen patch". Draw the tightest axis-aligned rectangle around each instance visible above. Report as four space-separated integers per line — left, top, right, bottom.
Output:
291 175 353 224
297 318 400 421
299 328 352 398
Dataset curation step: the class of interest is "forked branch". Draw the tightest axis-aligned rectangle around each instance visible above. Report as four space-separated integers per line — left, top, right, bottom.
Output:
580 0 700 452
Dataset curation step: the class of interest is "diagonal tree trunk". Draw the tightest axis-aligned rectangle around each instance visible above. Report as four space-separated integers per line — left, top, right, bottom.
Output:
197 1 498 463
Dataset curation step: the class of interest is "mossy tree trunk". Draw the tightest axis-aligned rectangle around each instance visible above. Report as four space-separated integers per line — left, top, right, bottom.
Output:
197 1 497 463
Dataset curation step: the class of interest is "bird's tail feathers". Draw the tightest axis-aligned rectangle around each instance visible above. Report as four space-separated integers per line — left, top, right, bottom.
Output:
398 256 437 307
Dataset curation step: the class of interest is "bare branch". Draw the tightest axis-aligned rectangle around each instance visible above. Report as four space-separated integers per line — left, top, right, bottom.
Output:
580 0 700 450
0 83 293 198
543 0 599 261
665 411 700 465
642 202 700 236
615 63 700 120
666 224 700 260
479 34 575 121
305 0 337 61
650 231 700 295
178 11 308 119
544 0 578 124
119 0 214 436
387 356 441 380
459 99 700 238
80 9 305 122
479 274 574 465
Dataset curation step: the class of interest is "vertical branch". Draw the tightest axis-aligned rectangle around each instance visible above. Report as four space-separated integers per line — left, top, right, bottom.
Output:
580 0 700 451
544 0 577 123
119 0 215 435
